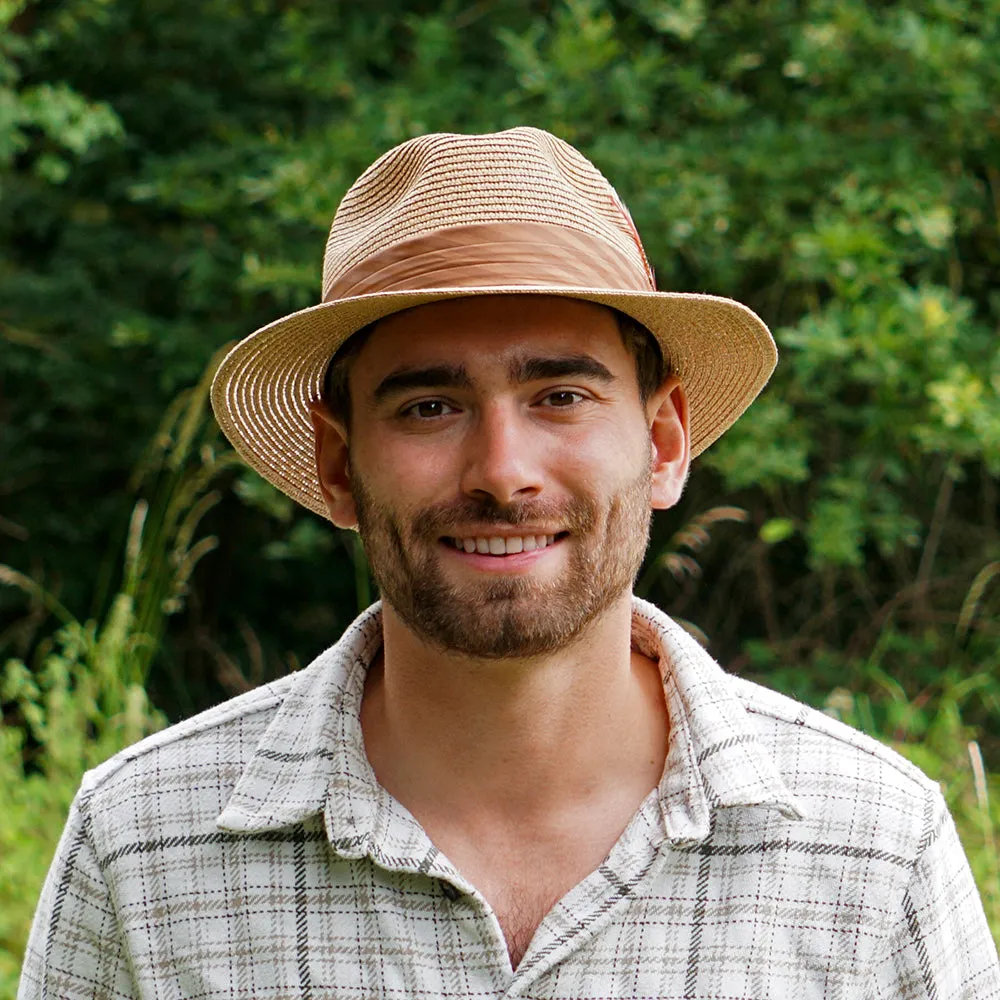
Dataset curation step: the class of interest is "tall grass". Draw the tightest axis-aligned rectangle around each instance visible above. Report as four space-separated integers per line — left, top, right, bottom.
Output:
0 348 237 994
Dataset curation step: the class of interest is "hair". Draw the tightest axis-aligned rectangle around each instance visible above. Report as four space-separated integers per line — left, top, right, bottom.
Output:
322 306 667 428
616 310 668 405
322 321 376 428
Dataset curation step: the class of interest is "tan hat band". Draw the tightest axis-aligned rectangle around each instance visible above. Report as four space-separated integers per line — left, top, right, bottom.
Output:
323 221 654 302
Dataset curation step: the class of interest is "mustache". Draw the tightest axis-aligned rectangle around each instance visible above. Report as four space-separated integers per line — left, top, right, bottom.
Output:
410 495 597 536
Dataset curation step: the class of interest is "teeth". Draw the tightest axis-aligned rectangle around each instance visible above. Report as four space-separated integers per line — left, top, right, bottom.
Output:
451 535 559 555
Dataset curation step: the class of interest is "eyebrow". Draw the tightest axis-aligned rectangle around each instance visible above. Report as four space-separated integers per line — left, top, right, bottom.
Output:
373 364 473 404
507 354 616 386
371 353 616 404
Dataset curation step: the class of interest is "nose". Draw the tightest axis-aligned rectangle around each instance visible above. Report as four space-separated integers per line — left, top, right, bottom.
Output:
459 401 543 505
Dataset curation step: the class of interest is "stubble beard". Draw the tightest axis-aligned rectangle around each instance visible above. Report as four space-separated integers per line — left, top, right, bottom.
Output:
351 464 652 659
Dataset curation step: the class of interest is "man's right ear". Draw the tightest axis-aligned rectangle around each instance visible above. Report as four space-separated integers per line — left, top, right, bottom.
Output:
308 400 358 529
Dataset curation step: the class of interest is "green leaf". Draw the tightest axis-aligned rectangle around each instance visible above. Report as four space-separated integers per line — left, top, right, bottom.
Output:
759 518 796 545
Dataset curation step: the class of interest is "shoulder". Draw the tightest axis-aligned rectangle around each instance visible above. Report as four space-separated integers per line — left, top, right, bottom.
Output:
730 674 942 856
732 674 935 790
75 668 303 831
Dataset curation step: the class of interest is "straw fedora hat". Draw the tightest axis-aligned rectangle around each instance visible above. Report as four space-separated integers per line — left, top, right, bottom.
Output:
211 127 776 520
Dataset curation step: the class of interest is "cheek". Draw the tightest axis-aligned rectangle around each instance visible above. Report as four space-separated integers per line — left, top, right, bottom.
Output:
354 434 461 499
553 418 650 483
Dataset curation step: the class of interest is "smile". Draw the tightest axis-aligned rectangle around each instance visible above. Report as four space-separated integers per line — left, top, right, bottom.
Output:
444 533 567 555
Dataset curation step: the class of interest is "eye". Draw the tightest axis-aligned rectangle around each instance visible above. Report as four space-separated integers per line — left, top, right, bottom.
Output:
541 390 585 408
402 399 457 420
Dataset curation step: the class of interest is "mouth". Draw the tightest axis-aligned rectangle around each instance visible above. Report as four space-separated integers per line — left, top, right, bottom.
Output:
442 531 570 556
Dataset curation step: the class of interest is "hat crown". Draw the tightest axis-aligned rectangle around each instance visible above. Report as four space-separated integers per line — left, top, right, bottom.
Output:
322 127 653 300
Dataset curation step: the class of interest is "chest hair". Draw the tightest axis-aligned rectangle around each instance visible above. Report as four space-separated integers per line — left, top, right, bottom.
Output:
490 881 560 970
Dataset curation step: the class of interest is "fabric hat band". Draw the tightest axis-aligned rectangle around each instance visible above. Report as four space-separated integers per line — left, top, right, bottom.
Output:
322 221 655 302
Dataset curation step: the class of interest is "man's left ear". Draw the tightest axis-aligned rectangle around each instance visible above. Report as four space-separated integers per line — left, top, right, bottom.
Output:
647 375 690 510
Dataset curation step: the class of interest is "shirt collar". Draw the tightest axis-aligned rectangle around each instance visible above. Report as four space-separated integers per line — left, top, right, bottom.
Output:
217 598 803 853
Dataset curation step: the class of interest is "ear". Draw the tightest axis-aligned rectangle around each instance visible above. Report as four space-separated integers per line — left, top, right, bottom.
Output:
646 375 690 510
308 400 358 529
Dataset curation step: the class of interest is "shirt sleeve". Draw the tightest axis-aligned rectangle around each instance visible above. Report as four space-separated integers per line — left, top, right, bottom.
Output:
18 792 138 1000
870 791 1000 999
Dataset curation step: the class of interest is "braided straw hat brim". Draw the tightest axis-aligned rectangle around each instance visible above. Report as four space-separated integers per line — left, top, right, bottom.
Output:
212 284 775 521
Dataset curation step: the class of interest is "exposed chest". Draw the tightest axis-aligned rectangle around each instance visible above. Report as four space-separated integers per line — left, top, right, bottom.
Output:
487 882 561 970
433 829 620 970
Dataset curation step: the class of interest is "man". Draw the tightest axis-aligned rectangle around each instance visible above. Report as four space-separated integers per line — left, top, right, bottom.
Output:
20 128 999 998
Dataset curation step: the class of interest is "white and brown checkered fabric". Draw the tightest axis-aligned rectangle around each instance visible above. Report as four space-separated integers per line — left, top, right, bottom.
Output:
19 599 1000 998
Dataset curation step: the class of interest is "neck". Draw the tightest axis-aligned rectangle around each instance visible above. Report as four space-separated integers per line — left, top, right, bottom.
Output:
361 594 669 824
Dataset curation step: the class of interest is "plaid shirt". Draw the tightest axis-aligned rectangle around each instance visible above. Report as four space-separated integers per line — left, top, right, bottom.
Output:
19 598 1000 999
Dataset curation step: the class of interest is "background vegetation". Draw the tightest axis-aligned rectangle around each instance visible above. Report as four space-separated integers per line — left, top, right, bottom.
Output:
1 0 998 989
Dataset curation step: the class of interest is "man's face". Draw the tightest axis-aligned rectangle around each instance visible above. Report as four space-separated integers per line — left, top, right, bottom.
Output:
322 295 675 659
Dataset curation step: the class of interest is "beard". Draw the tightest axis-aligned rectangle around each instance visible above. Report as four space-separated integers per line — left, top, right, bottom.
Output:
351 462 652 659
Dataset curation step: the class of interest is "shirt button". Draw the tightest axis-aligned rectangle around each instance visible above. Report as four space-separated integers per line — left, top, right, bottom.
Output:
440 880 462 901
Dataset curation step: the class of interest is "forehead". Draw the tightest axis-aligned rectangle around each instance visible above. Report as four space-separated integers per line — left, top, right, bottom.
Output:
349 295 629 387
